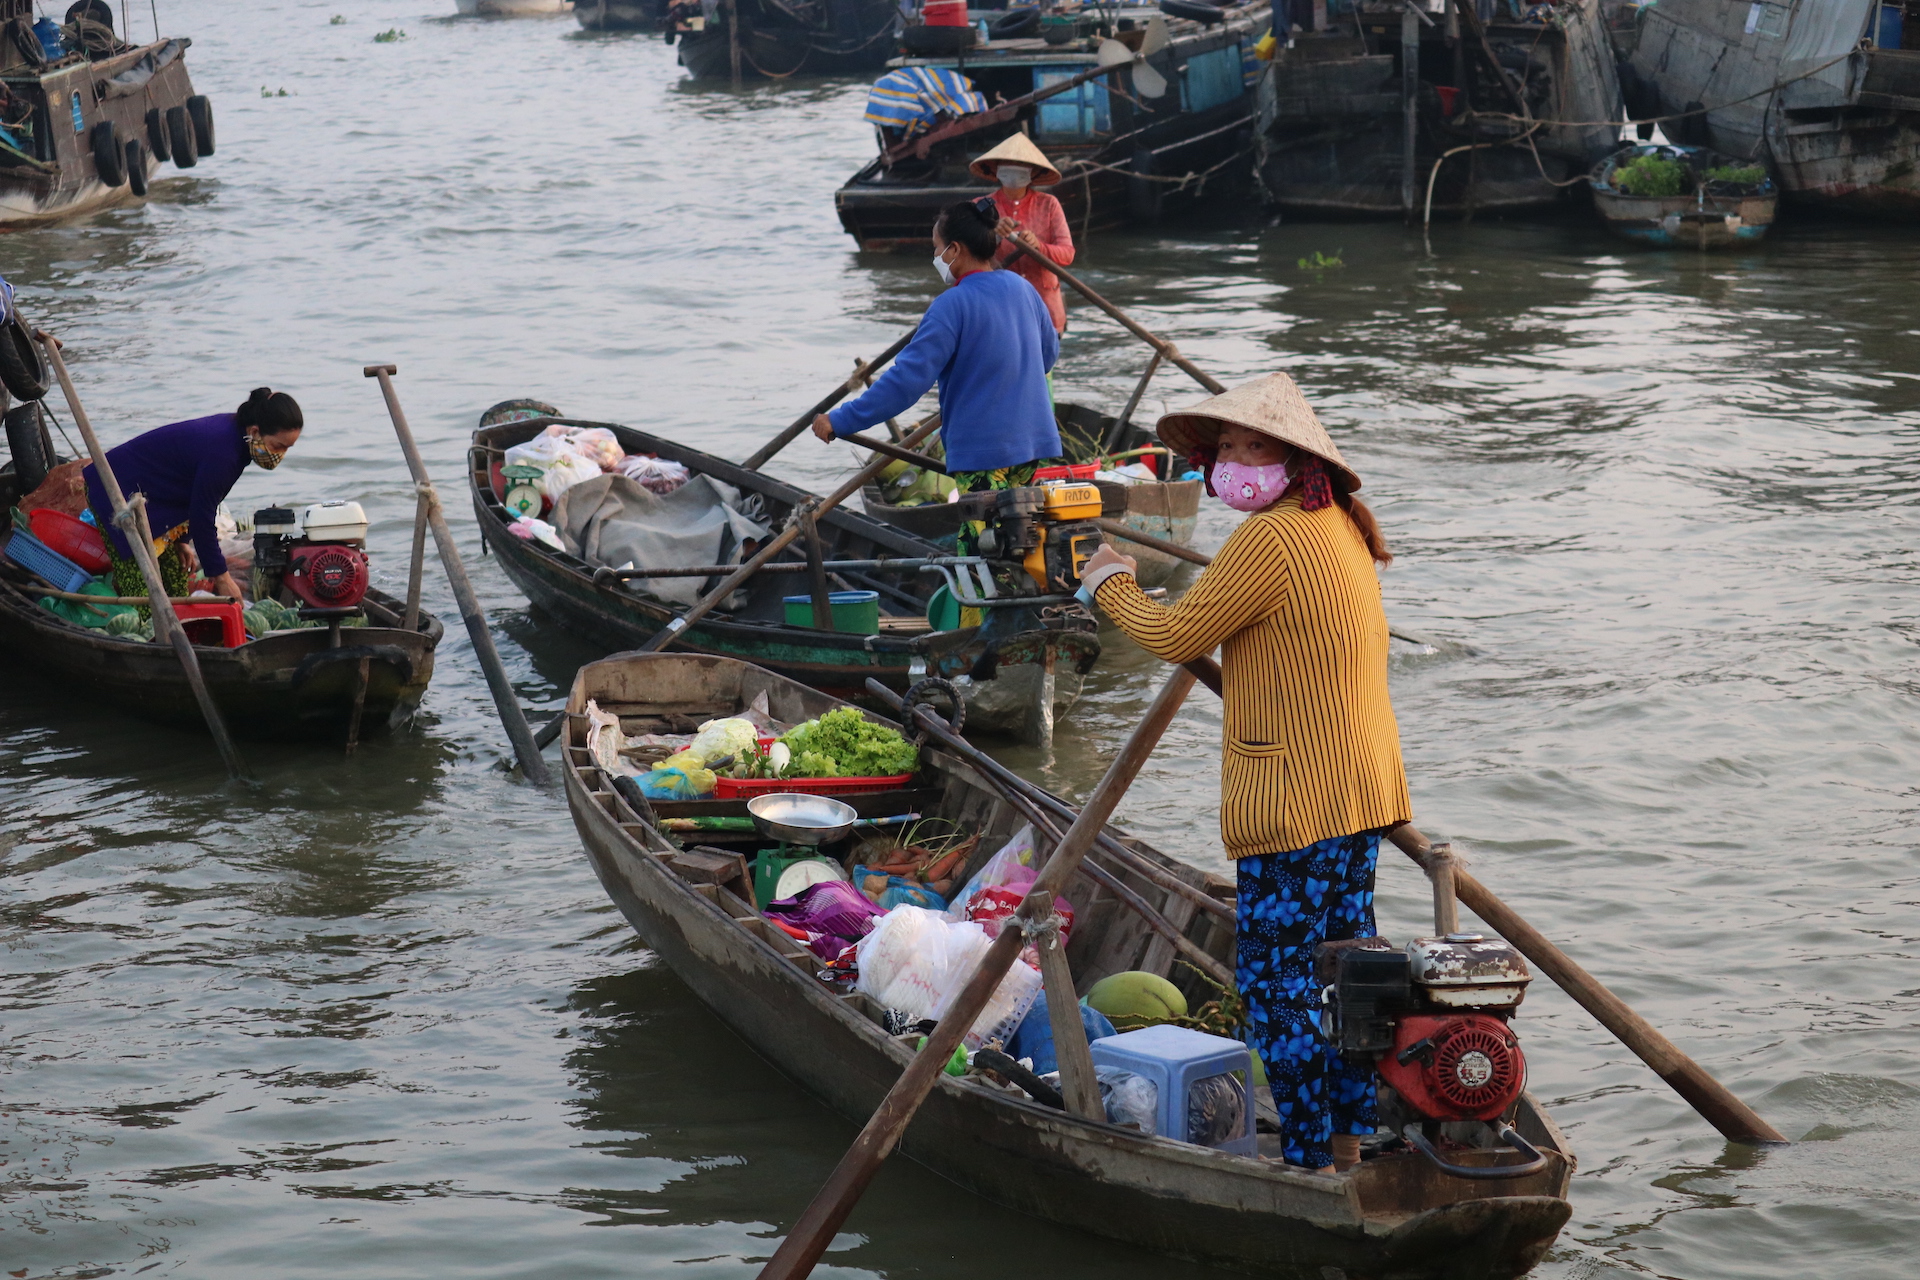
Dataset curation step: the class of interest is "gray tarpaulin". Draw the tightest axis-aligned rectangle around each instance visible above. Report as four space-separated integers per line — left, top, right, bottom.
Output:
551 473 770 607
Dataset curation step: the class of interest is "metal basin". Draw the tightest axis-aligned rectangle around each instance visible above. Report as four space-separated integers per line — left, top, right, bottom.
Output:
746 793 858 846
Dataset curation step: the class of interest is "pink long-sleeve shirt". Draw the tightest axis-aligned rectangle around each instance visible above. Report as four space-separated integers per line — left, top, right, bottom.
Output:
991 188 1074 334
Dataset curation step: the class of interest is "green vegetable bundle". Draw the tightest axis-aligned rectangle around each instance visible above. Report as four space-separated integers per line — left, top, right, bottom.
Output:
1703 164 1767 188
1614 154 1688 198
776 707 918 778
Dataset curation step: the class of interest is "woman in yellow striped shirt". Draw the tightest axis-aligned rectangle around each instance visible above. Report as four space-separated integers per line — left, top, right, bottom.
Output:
1078 373 1410 1173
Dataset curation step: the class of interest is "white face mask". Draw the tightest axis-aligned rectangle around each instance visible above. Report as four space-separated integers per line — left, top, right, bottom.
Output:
996 164 1031 190
932 247 956 286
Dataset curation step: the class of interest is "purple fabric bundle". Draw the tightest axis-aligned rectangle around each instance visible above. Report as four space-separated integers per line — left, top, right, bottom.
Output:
765 880 885 946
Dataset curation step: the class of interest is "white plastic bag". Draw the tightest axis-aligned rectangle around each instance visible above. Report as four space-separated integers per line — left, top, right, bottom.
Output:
945 825 1039 921
561 427 624 472
856 906 1042 1049
1097 1067 1159 1133
508 516 566 551
539 452 603 502
584 699 632 776
616 453 692 496
502 432 583 472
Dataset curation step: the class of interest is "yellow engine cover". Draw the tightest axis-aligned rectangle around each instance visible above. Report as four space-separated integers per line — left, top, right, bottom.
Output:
1042 482 1103 521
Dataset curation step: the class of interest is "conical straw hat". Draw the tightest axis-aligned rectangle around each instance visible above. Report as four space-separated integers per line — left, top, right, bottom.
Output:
969 133 1063 186
1156 372 1361 492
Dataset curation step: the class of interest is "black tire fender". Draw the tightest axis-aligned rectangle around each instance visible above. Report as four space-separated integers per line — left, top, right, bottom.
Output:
90 120 124 187
145 106 171 161
989 6 1040 39
165 104 195 168
0 316 50 402
186 94 213 156
3 401 56 492
125 138 147 196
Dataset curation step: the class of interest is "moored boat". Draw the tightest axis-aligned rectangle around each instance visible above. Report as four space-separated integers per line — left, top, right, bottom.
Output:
1624 0 1920 217
836 2 1263 251
858 401 1201 588
467 406 1103 742
1589 143 1776 248
1254 2 1621 218
666 0 899 79
0 464 442 742
0 6 214 225
562 651 1577 1278
456 0 575 14
575 0 665 31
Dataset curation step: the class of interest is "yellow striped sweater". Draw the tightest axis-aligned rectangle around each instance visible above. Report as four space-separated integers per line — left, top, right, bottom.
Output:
1091 499 1410 859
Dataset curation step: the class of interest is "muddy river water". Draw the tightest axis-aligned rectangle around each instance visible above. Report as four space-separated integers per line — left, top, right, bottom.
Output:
1 4 1916 1277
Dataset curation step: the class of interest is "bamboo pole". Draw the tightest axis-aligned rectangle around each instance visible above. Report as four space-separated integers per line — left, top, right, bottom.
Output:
740 329 917 471
1000 238 1225 395
364 365 549 785
757 668 1198 1280
1384 823 1786 1145
633 413 941 654
36 331 247 782
843 431 946 474
1102 350 1162 452
403 488 428 632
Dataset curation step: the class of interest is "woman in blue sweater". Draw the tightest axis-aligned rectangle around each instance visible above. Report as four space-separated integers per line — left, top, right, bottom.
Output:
812 197 1062 492
84 388 304 605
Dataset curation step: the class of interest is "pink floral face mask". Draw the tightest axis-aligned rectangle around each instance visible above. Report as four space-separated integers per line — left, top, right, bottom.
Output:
1211 459 1290 512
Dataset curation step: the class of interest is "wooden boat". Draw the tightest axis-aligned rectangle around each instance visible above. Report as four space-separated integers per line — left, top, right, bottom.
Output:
575 0 664 31
467 410 1101 738
669 0 898 80
457 0 574 14
562 652 1577 1279
1589 144 1776 249
858 401 1200 588
0 11 213 225
1253 5 1620 218
0 467 442 741
1625 0 1920 217
836 2 1263 251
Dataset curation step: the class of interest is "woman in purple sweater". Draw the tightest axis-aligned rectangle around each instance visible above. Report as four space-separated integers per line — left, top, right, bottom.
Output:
84 388 303 605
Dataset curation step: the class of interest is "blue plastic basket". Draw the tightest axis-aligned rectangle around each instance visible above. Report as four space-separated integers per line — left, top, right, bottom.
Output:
4 526 93 593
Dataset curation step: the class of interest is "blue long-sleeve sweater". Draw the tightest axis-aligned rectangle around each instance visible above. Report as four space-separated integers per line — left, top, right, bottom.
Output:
84 413 251 576
827 269 1060 472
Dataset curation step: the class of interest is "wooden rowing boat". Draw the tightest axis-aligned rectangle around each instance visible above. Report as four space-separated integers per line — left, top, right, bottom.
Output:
563 652 1575 1277
0 467 442 741
1588 144 1777 249
468 411 1101 740
857 402 1202 588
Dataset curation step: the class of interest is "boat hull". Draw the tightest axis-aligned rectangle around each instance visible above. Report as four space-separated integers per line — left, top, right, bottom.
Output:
1591 189 1775 247
457 0 574 12
563 653 1575 1279
467 416 1101 735
0 580 442 740
0 39 205 227
674 0 898 79
575 0 664 29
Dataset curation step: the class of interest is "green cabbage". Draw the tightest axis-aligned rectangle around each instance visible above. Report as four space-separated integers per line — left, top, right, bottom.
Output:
777 707 917 778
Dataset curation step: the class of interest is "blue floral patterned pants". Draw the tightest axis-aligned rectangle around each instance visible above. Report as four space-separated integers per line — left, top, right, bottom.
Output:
1236 829 1382 1167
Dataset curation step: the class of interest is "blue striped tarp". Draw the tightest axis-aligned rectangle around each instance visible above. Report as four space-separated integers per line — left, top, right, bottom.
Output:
864 66 987 136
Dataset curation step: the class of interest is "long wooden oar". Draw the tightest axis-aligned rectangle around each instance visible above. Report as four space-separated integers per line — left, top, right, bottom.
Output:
1002 238 1226 396
757 666 1198 1280
36 331 248 782
1385 822 1786 1145
1153 649 1785 1145
364 365 549 786
740 329 917 471
633 413 941 654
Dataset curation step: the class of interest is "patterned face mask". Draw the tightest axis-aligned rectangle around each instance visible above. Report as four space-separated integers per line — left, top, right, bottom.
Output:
1211 458 1291 512
247 431 288 470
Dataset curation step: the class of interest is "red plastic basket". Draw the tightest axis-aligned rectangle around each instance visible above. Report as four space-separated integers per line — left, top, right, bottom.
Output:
1032 462 1099 482
715 773 914 799
29 508 110 573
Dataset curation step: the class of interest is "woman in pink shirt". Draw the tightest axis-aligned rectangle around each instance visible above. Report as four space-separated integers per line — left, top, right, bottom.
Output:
970 134 1074 334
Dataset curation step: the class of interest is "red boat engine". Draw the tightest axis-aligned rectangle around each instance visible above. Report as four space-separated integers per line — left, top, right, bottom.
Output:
285 543 369 610
253 501 371 613
1317 933 1547 1177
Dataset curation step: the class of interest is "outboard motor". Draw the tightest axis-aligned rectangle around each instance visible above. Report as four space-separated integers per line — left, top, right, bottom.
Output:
968 481 1107 595
252 501 370 612
1317 932 1549 1178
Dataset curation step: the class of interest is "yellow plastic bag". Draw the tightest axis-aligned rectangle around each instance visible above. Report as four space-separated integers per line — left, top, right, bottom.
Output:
1254 30 1278 60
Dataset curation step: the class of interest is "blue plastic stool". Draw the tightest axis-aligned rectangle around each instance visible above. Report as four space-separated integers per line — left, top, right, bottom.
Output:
1087 1023 1257 1154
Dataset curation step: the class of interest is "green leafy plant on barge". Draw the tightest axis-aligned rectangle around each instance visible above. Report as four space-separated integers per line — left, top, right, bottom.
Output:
1613 154 1688 197
374 27 407 42
1297 249 1344 272
1703 164 1767 187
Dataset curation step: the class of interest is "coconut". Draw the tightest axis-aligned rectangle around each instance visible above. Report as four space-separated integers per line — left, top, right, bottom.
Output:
1084 971 1187 1030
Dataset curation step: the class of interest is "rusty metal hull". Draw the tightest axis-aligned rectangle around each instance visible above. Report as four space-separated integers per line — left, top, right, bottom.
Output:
563 653 1575 1278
